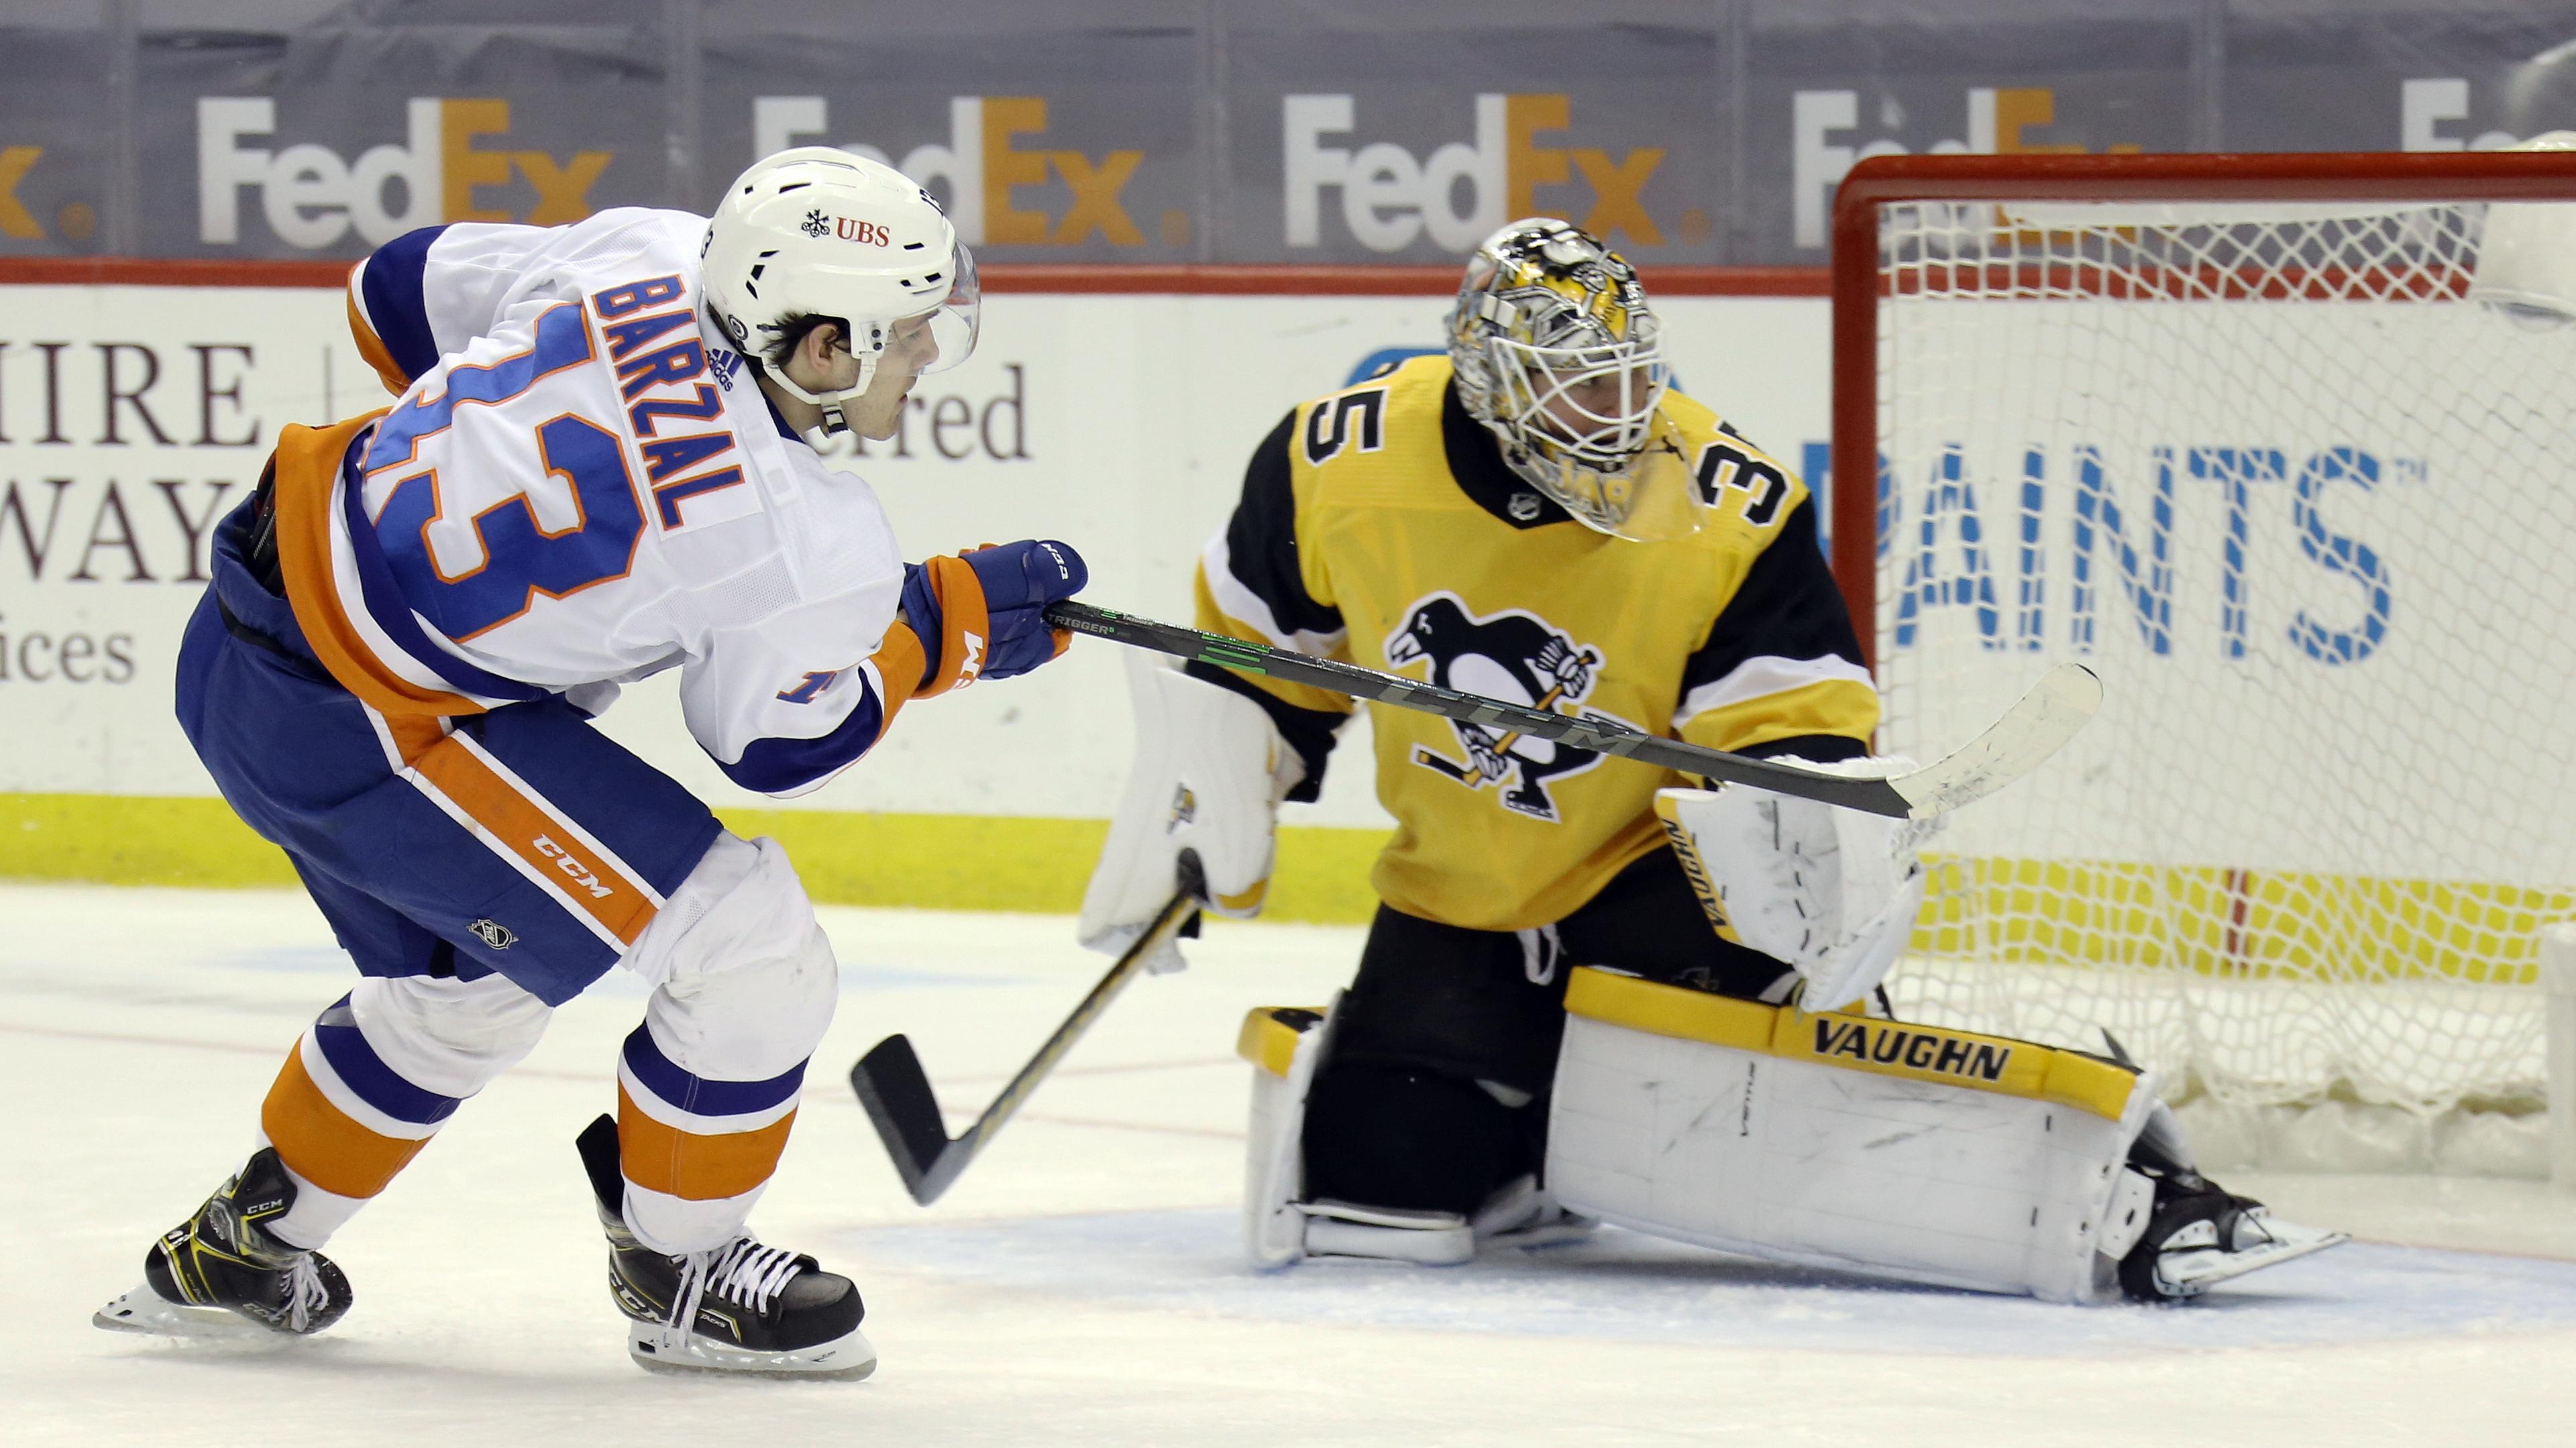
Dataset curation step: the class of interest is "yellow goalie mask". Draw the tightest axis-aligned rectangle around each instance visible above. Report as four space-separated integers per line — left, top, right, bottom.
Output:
1448 218 1695 541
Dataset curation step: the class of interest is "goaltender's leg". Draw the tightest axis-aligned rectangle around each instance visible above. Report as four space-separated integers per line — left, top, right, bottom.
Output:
1303 847 1787 1219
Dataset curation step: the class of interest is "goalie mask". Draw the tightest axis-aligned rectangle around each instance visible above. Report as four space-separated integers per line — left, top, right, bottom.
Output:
700 147 981 436
1449 219 1693 540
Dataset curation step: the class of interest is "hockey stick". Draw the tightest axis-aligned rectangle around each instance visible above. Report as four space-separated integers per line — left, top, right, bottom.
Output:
1044 601 2100 820
1411 653 1597 787
848 861 1203 1206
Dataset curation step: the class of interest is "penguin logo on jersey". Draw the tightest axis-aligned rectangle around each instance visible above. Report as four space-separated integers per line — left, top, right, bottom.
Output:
1384 593 1620 822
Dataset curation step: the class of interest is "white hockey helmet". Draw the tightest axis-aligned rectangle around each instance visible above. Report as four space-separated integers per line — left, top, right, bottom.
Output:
700 146 980 434
1449 218 1696 540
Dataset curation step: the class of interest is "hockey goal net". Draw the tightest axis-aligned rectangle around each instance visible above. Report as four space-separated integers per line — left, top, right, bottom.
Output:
1831 152 2576 1137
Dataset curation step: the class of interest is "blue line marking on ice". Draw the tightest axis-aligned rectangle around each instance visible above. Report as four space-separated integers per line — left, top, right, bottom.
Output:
845 1209 2576 1355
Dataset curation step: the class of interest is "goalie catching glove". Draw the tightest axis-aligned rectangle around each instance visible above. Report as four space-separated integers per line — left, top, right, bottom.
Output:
898 539 1087 695
1653 758 1929 1011
1079 655 1304 970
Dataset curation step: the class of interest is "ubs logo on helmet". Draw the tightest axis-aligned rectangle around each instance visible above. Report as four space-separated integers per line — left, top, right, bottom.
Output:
802 209 891 245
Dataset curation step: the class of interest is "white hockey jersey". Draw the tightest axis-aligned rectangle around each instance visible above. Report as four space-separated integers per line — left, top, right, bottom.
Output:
272 209 916 798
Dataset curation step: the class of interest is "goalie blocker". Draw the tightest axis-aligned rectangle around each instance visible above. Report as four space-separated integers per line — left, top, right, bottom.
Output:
1239 973 2344 1303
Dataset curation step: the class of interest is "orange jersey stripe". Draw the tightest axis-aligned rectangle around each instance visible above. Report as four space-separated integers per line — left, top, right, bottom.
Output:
381 717 659 948
616 1084 798 1201
261 1048 432 1199
270 410 485 720
345 279 411 397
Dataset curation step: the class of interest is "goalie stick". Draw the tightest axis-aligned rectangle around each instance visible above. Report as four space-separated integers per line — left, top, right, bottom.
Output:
1044 601 2100 820
849 860 1204 1206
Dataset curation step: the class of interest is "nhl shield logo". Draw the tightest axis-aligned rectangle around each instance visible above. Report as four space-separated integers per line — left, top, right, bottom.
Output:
468 918 517 950
1383 592 1624 822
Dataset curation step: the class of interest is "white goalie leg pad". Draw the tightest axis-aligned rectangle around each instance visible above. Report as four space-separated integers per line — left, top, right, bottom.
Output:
1654 770 1928 1012
1236 999 1477 1267
1546 968 2162 1304
1080 652 1301 966
1240 1000 1334 1266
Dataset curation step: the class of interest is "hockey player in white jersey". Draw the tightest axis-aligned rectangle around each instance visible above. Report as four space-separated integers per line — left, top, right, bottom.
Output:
94 150 1085 1377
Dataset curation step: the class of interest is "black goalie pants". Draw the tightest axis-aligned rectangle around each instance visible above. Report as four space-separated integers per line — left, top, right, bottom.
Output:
1299 844 1795 1218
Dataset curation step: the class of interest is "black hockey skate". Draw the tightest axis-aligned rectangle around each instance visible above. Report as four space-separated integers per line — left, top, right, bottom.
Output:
2116 1160 2346 1302
94 1147 353 1339
574 1115 874 1379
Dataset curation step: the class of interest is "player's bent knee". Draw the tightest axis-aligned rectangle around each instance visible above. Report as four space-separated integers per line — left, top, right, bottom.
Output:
629 832 839 1079
348 971 553 1097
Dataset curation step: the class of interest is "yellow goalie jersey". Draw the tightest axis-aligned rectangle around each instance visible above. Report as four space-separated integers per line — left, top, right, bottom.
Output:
1193 355 1879 932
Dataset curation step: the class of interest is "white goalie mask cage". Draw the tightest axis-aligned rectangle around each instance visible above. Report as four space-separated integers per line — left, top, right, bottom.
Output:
700 146 980 435
1448 218 1692 539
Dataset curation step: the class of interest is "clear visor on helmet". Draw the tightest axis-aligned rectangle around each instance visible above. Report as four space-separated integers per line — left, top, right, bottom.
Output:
883 241 980 376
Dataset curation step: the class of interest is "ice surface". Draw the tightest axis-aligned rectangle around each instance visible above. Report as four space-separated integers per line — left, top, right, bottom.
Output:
6 883 2574 1447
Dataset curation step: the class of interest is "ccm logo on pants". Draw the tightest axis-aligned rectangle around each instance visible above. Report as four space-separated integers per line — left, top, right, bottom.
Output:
536 834 615 901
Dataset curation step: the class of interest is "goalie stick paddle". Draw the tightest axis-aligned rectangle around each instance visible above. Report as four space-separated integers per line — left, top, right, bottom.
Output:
1044 600 2101 820
849 869 1203 1206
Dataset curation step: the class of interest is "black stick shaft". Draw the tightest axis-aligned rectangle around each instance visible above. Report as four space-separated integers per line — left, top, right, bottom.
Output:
1044 600 1909 818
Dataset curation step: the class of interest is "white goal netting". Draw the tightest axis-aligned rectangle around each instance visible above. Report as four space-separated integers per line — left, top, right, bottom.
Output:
1868 194 2576 1121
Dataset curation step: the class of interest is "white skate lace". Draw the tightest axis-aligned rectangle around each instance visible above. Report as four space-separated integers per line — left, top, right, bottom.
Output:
667 1237 804 1337
281 1254 331 1333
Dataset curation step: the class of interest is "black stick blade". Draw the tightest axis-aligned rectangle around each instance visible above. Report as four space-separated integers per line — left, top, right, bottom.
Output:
848 1035 955 1204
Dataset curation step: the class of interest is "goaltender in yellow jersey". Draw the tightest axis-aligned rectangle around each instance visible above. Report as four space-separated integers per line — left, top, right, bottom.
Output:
1082 215 1900 1239
1192 350 1878 931
1080 218 2338 1296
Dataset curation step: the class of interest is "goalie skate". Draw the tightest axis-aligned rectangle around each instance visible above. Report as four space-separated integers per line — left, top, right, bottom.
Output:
2118 1179 2349 1302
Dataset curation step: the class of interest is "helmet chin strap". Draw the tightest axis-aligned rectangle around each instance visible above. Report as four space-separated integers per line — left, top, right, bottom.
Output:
767 350 881 441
